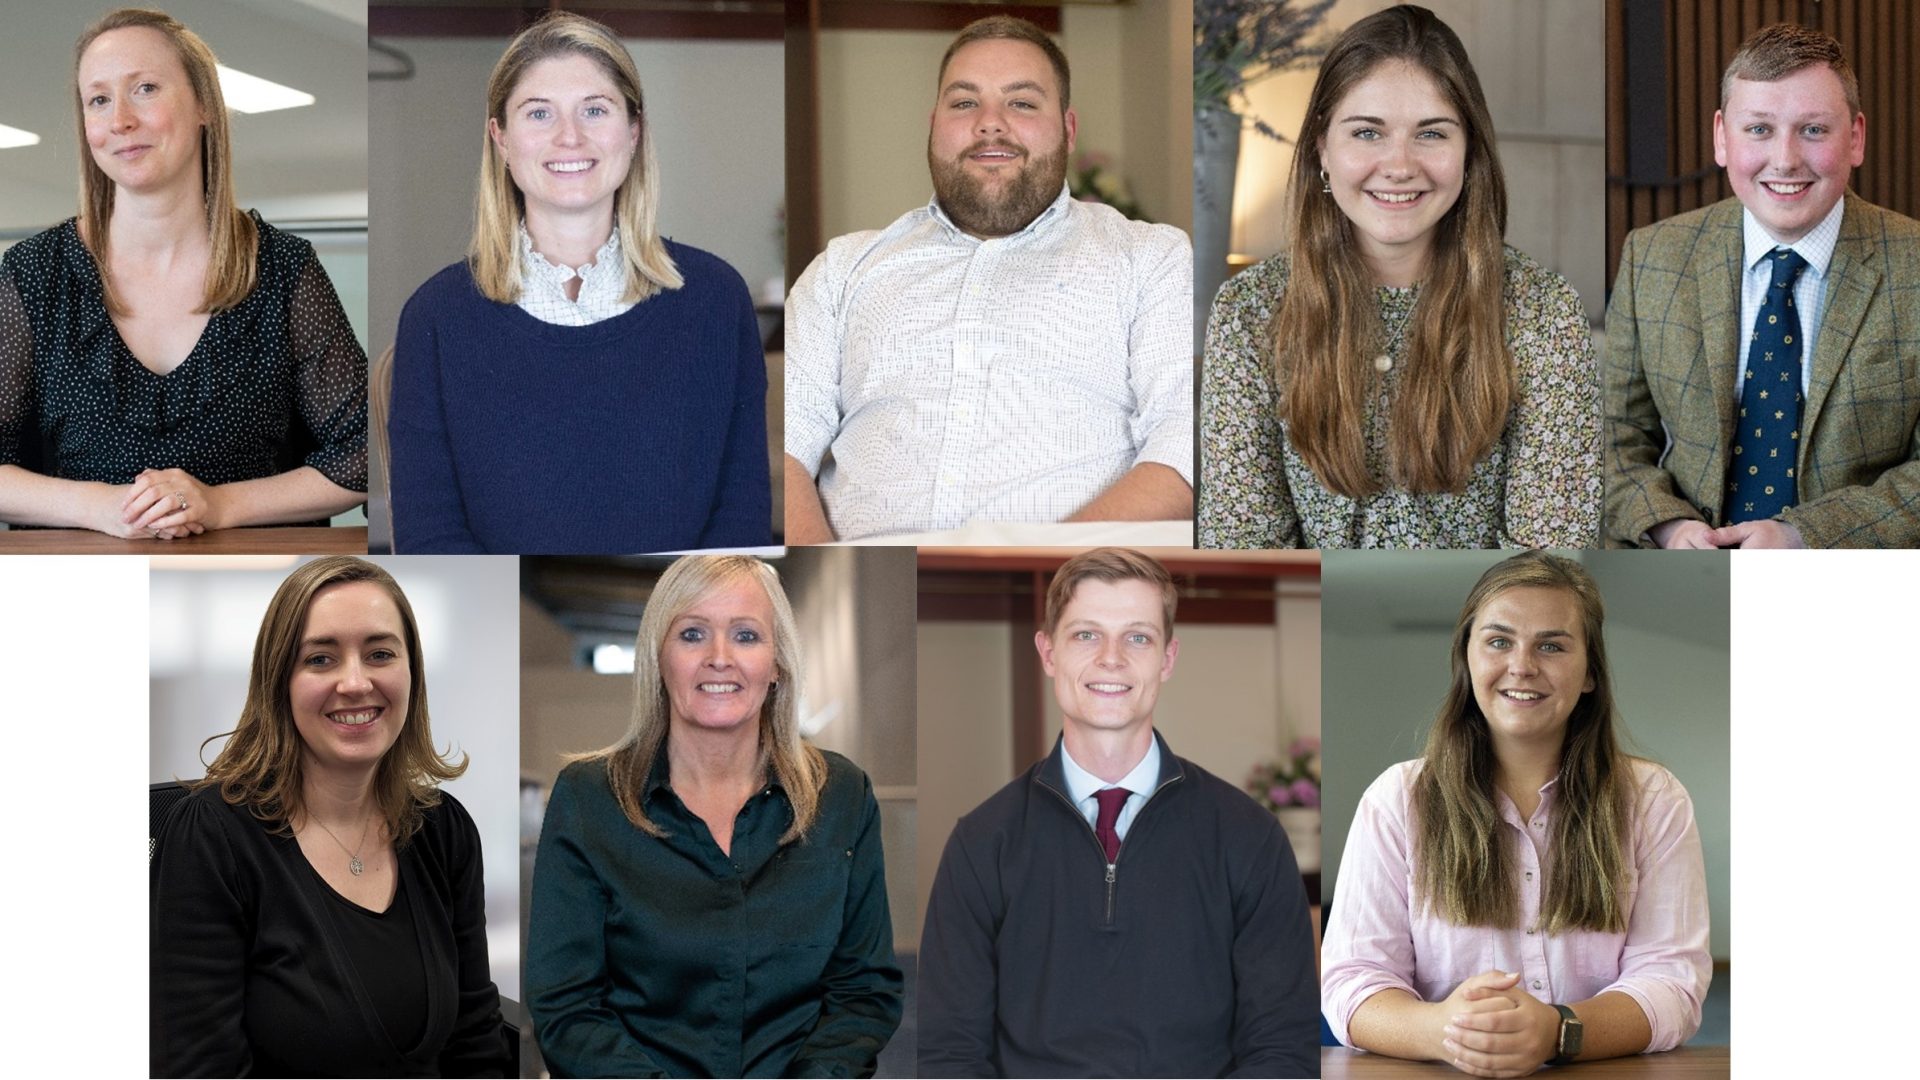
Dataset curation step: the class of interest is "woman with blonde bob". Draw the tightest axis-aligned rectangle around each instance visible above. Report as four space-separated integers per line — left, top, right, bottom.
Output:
150 557 507 1077
526 554 902 1077
0 8 366 539
389 12 769 554
1199 4 1598 549
1322 552 1710 1077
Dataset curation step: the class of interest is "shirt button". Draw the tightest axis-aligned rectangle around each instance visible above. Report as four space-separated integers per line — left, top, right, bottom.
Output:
1524 871 1533 881
1532 980 1543 990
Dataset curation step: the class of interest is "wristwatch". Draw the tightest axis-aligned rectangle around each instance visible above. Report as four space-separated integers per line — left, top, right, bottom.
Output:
1549 1004 1583 1064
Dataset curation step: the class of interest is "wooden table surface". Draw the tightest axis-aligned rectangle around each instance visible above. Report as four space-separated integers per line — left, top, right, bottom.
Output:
0 527 367 555
1322 1046 1730 1078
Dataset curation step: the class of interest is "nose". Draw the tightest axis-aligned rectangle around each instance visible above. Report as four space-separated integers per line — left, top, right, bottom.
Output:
704 634 735 670
111 98 136 135
973 102 1006 138
1381 134 1415 180
337 657 374 695
1505 647 1538 677
555 112 584 146
1096 637 1125 668
1773 131 1805 172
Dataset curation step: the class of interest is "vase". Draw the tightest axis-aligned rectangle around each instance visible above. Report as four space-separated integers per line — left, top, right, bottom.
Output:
1275 806 1321 874
1193 107 1242 357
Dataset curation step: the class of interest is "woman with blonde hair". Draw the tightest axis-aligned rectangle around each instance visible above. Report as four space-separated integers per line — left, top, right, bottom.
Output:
1199 4 1598 549
150 556 506 1077
0 8 366 539
526 554 902 1076
389 12 769 554
1322 552 1710 1076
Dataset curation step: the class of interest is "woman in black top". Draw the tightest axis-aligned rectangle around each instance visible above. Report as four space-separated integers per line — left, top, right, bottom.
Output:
0 9 364 538
150 557 506 1078
526 554 903 1077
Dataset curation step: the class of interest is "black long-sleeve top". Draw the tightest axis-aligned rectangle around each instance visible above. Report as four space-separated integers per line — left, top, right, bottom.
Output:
149 786 506 1078
917 731 1321 1078
526 750 903 1078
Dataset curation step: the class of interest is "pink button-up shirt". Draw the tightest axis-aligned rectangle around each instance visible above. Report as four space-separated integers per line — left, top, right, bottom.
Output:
1322 758 1711 1052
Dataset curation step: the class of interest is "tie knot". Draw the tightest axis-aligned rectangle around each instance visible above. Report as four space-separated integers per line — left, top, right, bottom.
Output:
1094 787 1129 823
1767 248 1808 288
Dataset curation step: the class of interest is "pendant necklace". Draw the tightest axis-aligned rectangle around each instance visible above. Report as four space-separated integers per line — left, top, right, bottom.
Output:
1374 288 1418 373
313 809 374 876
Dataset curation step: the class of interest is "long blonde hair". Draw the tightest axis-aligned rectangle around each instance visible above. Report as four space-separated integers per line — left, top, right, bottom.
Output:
469 11 682 304
74 8 258 316
584 555 826 844
1411 552 1636 934
198 557 467 844
1274 4 1510 498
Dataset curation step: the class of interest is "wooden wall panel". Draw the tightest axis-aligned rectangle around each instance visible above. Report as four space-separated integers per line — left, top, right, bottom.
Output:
1606 0 1919 290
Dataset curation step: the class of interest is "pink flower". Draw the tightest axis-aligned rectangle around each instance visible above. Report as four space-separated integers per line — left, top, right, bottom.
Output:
1288 736 1320 759
1267 785 1291 807
1289 779 1320 809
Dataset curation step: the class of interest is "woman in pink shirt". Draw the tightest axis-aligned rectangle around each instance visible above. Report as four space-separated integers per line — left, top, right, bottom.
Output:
1322 551 1711 1077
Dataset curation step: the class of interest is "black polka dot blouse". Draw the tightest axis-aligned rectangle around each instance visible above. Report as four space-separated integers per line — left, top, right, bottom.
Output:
0 212 368 502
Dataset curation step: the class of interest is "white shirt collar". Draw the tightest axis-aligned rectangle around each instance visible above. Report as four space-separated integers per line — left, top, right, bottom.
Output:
519 222 624 287
1060 732 1161 806
1741 194 1844 279
927 183 1075 243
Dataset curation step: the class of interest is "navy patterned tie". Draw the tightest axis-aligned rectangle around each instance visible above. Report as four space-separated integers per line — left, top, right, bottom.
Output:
1094 787 1128 863
1728 249 1808 522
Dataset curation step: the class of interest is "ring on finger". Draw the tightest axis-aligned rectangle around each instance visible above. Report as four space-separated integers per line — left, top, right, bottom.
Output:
175 492 188 512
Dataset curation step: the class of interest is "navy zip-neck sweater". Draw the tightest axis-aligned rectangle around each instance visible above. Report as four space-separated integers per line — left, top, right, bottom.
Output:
389 240 771 554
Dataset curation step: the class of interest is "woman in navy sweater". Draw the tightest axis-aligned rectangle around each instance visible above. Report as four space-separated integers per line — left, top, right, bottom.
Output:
389 12 770 554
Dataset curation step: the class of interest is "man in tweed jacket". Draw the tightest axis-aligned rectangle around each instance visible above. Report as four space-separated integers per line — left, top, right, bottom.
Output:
1606 24 1920 548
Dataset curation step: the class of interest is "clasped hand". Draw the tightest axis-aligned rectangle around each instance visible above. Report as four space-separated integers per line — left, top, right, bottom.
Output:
108 468 223 539
1435 970 1561 1078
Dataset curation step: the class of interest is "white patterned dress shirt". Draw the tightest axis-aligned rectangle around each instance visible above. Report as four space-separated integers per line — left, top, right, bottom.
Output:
786 185 1193 541
516 224 634 327
1735 195 1843 396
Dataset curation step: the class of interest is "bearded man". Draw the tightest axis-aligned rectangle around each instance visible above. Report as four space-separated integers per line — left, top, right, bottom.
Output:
784 16 1193 543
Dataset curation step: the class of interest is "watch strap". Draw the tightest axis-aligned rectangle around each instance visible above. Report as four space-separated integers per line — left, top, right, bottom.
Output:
1548 1003 1582 1065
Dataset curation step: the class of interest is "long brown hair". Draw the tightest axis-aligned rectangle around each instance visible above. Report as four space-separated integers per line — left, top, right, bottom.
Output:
1411 552 1635 933
1274 4 1509 498
469 11 682 304
582 555 826 844
198 557 467 844
74 9 258 316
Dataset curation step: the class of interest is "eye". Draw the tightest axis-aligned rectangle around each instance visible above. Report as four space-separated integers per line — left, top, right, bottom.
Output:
676 626 706 644
949 98 976 110
302 653 334 668
1010 99 1037 111
1746 123 1772 137
731 628 763 644
1539 642 1564 653
527 106 551 122
136 81 159 95
1801 124 1827 137
1486 636 1511 650
1416 127 1449 140
584 104 609 118
1350 126 1381 141
369 648 399 663
1126 633 1152 646
86 94 109 108
1073 629 1097 642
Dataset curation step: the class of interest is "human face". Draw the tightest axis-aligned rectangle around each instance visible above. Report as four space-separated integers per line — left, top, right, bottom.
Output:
1714 65 1863 245
1035 579 1178 740
660 578 778 736
928 38 1077 238
1465 586 1596 751
289 582 411 778
490 53 639 228
78 26 207 196
1318 60 1466 285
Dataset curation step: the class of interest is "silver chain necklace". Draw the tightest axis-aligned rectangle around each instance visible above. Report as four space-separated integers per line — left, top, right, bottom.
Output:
311 810 375 876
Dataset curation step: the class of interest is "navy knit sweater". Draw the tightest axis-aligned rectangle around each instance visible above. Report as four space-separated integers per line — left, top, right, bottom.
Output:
389 240 771 553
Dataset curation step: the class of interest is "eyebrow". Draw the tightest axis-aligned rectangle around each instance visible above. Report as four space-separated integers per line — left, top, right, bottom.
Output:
82 71 156 90
1338 114 1459 127
1480 623 1572 639
300 632 402 650
1063 619 1159 634
943 78 1051 98
513 93 617 110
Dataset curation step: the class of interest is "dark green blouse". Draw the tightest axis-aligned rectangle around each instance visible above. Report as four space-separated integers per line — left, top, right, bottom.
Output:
526 750 902 1078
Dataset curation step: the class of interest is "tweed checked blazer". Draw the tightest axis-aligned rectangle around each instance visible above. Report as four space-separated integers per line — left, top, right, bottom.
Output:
1605 196 1920 547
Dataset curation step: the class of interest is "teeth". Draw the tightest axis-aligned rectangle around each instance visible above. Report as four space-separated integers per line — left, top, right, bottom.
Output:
1502 690 1542 701
697 683 741 693
1088 683 1129 692
547 160 593 173
1371 191 1420 203
331 710 378 725
1763 181 1810 194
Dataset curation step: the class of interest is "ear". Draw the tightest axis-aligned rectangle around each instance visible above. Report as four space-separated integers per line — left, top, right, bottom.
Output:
488 115 507 157
1034 629 1058 677
1064 106 1078 155
628 114 641 152
1711 109 1728 168
1584 669 1597 695
1159 636 1179 683
1849 109 1866 167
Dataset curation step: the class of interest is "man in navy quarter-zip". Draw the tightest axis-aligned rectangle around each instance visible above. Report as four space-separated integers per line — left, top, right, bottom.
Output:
918 548 1319 1078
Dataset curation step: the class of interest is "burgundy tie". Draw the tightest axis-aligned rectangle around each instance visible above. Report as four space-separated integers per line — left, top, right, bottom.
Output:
1094 787 1129 863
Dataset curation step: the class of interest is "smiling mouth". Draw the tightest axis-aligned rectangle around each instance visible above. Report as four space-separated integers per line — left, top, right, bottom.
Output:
966 142 1024 165
546 159 595 174
1761 180 1812 196
697 682 743 694
1499 689 1545 702
1367 190 1427 205
329 707 381 726
1086 682 1132 694
115 145 152 157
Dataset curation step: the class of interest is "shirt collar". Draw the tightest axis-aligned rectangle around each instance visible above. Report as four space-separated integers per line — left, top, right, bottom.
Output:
641 740 787 806
1059 732 1161 806
926 182 1075 243
518 222 623 286
1741 194 1844 279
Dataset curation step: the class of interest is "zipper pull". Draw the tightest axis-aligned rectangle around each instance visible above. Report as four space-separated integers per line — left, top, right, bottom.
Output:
1105 863 1116 884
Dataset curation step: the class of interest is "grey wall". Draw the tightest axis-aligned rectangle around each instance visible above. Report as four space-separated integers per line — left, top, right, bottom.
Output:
1320 551 1731 960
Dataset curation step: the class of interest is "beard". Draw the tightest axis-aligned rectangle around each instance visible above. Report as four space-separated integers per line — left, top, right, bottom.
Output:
928 136 1069 238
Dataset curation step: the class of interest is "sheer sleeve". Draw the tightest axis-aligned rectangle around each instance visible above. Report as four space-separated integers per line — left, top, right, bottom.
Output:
0 272 35 470
288 251 368 493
